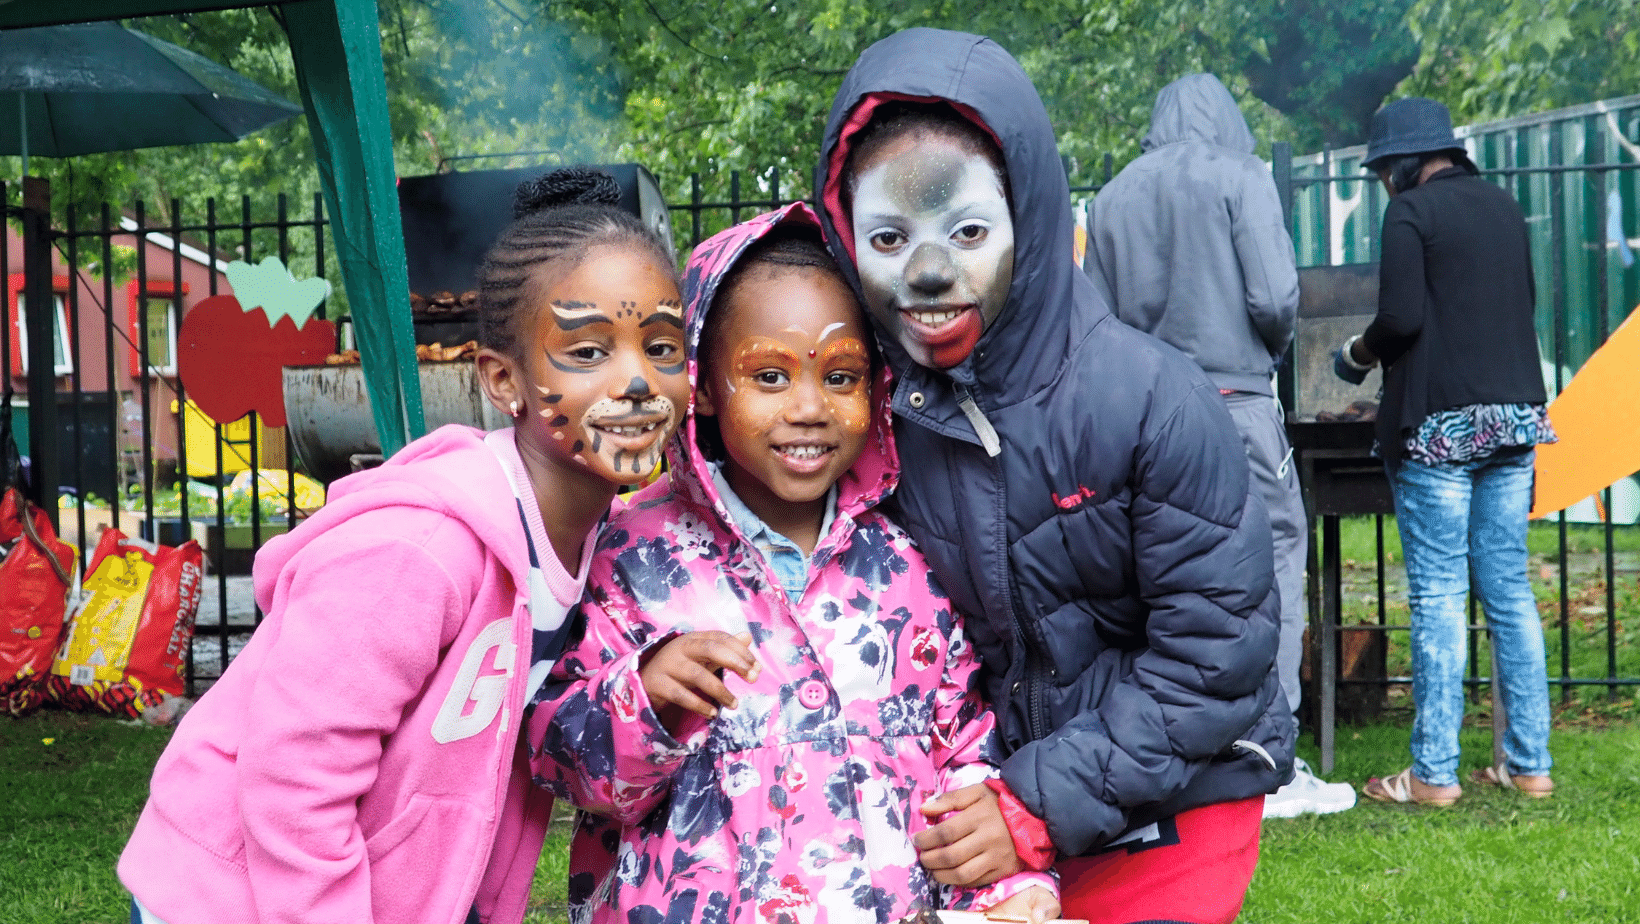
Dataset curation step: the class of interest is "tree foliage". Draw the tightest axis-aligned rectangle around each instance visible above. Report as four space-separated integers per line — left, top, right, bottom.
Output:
5 0 1631 247
1401 0 1640 125
1204 0 1422 148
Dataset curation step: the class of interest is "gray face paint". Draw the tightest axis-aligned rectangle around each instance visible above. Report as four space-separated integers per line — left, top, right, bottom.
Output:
850 135 1013 370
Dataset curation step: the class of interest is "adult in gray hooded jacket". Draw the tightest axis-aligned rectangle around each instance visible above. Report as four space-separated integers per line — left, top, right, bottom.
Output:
818 30 1295 924
1086 75 1352 820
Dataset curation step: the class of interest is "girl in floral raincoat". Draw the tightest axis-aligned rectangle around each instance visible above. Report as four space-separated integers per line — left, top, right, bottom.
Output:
528 204 1058 924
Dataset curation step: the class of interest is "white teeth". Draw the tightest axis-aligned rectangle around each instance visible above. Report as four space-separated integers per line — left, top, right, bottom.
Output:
777 445 829 460
601 423 658 437
909 308 961 326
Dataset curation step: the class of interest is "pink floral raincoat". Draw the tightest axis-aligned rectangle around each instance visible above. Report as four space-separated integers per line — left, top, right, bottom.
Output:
526 204 1056 924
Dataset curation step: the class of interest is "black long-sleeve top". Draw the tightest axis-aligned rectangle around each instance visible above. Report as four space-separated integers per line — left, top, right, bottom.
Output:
1364 166 1547 468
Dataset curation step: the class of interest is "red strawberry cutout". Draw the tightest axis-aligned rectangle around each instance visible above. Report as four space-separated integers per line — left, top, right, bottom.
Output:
176 258 336 428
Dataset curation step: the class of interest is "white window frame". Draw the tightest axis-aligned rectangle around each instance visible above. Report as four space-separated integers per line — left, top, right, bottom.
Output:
16 292 73 376
140 294 180 377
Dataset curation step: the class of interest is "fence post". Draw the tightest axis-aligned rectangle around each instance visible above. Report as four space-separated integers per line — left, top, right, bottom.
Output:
21 175 57 531
1272 143 1296 418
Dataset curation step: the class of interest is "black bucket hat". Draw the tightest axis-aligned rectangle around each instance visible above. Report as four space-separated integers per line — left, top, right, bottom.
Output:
1363 97 1465 170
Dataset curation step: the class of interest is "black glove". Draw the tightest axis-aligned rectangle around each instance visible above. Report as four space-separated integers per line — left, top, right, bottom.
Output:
1333 344 1370 385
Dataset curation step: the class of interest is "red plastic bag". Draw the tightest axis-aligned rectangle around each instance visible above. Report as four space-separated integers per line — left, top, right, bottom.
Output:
47 526 203 718
0 488 77 716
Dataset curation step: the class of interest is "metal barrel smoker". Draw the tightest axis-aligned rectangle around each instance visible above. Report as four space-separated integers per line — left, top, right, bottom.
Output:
283 163 673 483
1284 263 1396 772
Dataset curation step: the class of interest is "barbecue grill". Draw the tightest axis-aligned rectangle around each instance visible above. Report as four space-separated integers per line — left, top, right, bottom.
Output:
397 163 675 346
1283 262 1395 772
283 163 673 482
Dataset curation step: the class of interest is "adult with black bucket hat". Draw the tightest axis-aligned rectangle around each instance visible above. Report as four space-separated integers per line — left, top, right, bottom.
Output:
1335 97 1559 806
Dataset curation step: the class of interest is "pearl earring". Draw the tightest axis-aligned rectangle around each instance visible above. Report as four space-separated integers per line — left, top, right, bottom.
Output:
509 401 520 417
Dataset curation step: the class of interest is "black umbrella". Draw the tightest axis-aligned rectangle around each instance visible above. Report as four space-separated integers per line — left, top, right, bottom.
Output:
0 21 303 171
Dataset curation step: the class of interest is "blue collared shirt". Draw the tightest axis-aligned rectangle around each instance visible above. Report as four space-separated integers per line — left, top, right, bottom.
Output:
710 463 836 604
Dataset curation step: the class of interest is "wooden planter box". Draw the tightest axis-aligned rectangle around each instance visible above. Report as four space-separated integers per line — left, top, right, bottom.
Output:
190 521 289 574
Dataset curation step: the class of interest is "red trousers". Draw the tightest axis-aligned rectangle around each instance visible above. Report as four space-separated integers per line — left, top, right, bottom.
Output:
1057 796 1264 924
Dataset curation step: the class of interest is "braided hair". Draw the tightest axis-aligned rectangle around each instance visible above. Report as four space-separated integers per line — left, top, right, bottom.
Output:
477 166 677 359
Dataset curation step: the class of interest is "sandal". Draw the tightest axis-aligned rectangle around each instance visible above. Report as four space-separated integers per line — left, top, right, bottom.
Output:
1362 767 1462 806
1469 764 1554 798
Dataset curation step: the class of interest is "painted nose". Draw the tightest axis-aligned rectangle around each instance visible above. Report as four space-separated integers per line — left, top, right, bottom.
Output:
621 375 653 400
905 242 956 296
785 376 828 423
610 347 655 400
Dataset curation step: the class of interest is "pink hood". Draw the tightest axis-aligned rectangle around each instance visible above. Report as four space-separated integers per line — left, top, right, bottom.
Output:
672 201 900 532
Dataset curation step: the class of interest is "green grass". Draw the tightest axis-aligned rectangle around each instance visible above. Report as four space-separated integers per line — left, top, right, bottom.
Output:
1246 717 1640 923
7 708 1640 923
0 712 174 924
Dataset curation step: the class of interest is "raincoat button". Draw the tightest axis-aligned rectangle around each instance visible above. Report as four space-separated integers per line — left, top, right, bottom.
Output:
798 680 828 709
1011 681 1023 693
909 392 926 409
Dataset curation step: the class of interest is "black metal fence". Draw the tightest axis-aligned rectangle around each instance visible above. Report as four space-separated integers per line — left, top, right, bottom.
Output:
5 154 1634 705
3 181 330 689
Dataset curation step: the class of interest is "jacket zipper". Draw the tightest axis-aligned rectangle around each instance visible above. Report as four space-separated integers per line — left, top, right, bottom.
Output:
1011 584 1052 741
956 384 1002 457
955 377 1043 739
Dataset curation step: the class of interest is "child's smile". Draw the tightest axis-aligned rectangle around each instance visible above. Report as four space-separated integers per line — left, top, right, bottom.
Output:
850 133 1013 370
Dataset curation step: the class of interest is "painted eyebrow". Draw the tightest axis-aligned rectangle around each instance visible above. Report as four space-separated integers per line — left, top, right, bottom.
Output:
550 300 612 330
640 311 685 330
734 344 801 366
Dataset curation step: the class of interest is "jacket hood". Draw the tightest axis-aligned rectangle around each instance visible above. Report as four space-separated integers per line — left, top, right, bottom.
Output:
1140 73 1255 154
673 202 899 529
255 425 530 596
816 28 1104 402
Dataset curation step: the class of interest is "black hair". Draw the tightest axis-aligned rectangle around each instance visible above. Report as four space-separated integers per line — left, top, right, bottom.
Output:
841 100 1010 212
1382 149 1478 193
476 166 677 359
694 223 875 462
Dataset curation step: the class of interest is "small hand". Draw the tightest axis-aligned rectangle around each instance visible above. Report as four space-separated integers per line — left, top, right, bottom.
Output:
981 885 1060 924
912 783 1023 887
639 631 760 734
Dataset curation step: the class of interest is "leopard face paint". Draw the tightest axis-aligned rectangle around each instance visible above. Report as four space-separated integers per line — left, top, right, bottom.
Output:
515 245 688 486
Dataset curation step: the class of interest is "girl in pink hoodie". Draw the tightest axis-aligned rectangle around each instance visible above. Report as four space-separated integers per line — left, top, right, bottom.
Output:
118 167 692 924
527 205 1059 924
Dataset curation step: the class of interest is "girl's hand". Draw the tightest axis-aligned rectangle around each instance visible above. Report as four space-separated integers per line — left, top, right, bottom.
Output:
913 783 1022 886
982 885 1060 924
639 631 760 733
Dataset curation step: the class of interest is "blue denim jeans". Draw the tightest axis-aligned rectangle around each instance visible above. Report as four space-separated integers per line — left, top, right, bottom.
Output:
1392 448 1553 787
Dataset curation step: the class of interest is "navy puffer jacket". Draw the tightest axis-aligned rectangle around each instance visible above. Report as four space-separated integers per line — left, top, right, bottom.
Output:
816 29 1295 855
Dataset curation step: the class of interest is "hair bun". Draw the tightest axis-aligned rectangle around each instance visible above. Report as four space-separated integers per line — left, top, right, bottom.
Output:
513 166 622 218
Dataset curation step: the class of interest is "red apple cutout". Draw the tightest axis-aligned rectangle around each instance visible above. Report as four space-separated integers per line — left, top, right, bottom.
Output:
176 258 336 428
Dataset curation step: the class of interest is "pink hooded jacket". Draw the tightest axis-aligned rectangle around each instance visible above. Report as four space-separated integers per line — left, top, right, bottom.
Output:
119 425 561 924
526 205 1056 924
